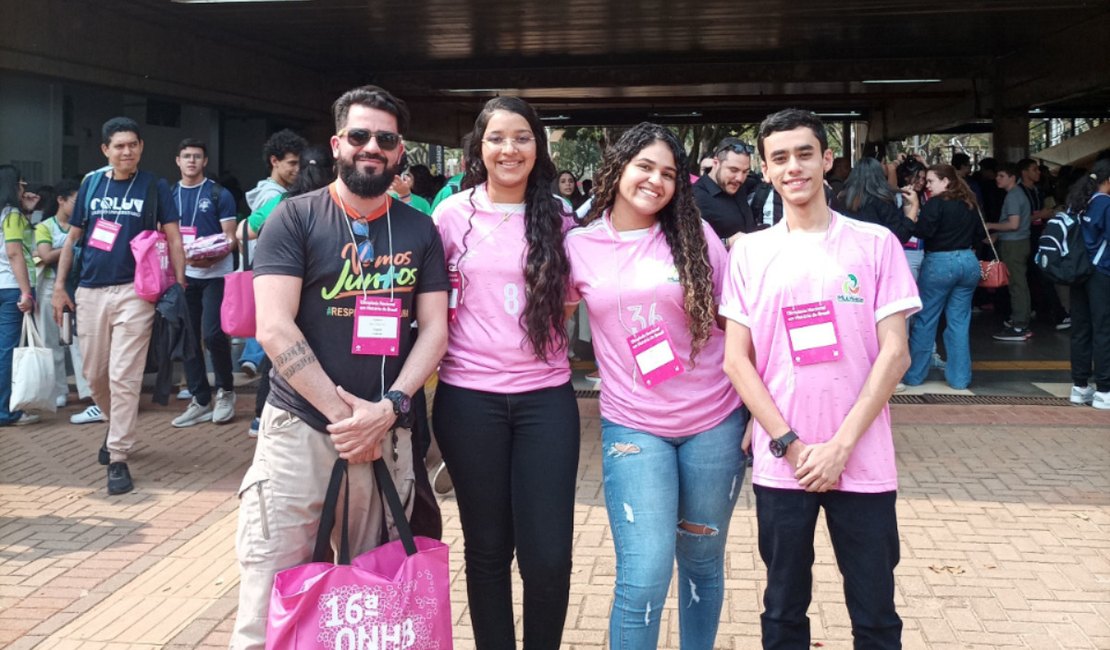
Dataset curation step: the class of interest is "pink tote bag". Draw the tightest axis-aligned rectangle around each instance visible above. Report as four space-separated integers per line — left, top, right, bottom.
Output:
221 222 256 337
130 230 175 302
266 459 453 649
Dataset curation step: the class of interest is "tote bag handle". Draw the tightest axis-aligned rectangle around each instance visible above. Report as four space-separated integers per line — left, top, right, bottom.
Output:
312 457 418 565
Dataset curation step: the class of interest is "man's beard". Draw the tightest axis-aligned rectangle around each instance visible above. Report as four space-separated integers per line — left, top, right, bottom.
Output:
339 153 399 198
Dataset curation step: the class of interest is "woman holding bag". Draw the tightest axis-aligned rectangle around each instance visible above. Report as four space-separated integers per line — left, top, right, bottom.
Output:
0 165 41 426
565 123 746 649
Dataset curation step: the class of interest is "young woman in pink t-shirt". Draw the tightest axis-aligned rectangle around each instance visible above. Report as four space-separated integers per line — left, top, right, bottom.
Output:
431 97 579 650
565 123 747 649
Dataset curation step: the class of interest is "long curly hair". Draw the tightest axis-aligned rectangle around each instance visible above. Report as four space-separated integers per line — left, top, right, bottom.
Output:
927 164 977 210
459 96 569 361
584 122 716 364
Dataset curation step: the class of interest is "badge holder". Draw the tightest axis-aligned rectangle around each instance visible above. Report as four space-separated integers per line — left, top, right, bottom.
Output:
89 219 122 252
783 300 842 366
626 322 685 388
352 296 402 356
447 266 461 322
180 225 198 246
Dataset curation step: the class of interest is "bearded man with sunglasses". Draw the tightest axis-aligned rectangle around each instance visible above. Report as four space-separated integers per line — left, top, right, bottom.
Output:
694 137 758 248
230 86 450 650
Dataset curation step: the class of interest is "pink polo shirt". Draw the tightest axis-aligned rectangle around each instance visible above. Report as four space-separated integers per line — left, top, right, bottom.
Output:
566 214 741 436
434 185 571 393
719 212 921 493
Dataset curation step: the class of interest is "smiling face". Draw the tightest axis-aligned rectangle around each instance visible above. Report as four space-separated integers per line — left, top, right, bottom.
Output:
759 126 833 209
481 109 536 199
331 103 404 198
613 139 677 222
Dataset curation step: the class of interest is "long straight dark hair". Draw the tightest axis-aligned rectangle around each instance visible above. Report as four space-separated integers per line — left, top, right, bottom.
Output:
460 96 570 361
0 165 23 210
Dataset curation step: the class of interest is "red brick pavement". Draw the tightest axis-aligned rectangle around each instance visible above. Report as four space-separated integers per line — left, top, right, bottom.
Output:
1 398 1107 649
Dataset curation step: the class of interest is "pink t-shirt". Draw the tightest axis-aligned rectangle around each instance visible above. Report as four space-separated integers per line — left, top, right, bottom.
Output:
566 214 741 436
434 185 571 393
719 212 921 493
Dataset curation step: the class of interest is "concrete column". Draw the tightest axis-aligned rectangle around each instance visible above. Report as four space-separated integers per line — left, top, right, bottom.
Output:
993 111 1028 163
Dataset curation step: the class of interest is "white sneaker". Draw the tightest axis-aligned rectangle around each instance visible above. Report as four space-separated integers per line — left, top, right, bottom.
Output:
177 388 192 400
12 413 41 426
240 361 258 378
894 382 907 393
55 395 67 408
1070 385 1095 405
70 404 106 425
212 389 237 424
172 398 214 427
1093 391 1110 411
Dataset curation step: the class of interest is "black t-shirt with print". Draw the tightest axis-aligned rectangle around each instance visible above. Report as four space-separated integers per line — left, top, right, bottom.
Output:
253 185 450 432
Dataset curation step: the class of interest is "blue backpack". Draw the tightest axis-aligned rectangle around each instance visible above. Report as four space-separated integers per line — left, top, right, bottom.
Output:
1035 210 1094 286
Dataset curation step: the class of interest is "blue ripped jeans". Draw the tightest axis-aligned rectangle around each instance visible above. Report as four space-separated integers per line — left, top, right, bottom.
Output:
601 408 747 650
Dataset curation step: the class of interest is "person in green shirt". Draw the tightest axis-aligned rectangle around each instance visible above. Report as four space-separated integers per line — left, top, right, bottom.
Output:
389 169 432 215
431 171 464 212
0 165 40 426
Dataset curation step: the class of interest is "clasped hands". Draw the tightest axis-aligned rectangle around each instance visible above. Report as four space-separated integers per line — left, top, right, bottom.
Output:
326 385 397 464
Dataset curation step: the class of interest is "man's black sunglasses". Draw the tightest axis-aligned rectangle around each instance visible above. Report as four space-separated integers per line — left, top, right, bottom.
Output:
337 128 402 151
715 142 754 156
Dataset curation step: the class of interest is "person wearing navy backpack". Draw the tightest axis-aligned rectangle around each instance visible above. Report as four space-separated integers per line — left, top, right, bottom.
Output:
51 116 186 495
1068 159 1110 409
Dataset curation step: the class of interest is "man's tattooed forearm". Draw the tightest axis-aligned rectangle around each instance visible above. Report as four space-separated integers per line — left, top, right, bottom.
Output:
275 340 317 380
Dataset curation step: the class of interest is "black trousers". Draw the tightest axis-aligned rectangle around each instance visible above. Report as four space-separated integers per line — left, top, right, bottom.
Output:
183 277 233 404
755 486 902 650
433 381 580 650
1070 271 1110 392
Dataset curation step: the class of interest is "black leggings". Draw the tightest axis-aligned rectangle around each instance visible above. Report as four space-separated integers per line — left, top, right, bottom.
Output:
433 381 580 650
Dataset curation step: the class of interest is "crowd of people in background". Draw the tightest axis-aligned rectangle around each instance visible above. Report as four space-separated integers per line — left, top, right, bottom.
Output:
0 89 1108 650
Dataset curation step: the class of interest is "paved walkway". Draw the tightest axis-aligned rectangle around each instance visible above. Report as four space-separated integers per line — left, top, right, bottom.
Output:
1 397 1108 649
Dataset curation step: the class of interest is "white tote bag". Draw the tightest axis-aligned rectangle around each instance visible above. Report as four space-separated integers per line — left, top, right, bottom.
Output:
11 313 56 413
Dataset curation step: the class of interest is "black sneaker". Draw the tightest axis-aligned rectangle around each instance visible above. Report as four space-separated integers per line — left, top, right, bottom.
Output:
993 326 1032 342
98 431 110 466
108 462 133 495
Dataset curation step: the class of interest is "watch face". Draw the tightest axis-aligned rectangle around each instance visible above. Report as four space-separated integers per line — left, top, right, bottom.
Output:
398 395 411 413
769 439 784 458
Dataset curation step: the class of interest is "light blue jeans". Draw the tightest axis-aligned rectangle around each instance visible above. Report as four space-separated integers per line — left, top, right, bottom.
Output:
905 249 981 389
238 337 265 367
601 408 747 650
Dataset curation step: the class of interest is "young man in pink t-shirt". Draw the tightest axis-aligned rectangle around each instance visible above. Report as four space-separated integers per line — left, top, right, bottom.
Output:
721 109 921 649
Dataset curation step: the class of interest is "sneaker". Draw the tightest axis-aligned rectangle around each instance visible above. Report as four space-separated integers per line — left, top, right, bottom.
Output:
240 361 258 378
172 398 213 428
894 382 907 393
71 404 106 425
1003 319 1013 329
1094 391 1110 411
431 461 454 495
248 417 260 438
177 388 192 400
993 327 1032 342
107 462 133 495
55 395 67 408
11 413 40 426
212 389 237 424
585 370 601 386
98 431 110 466
1070 385 1095 405
931 353 947 370
1056 316 1072 331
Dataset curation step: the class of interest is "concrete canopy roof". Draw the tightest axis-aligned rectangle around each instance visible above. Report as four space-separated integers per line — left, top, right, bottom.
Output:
9 0 1110 144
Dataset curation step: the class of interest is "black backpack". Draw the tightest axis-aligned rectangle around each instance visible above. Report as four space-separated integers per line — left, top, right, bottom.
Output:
1035 210 1094 285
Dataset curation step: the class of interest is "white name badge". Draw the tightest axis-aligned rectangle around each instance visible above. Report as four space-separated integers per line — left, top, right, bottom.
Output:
180 225 197 246
88 219 122 252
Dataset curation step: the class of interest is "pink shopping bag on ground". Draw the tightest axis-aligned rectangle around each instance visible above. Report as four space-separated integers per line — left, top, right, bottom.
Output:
266 459 453 649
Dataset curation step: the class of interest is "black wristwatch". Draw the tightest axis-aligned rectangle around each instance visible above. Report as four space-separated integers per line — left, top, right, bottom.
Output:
383 390 414 429
769 430 799 458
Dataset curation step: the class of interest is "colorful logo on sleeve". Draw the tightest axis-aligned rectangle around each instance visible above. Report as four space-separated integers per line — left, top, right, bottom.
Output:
837 273 865 304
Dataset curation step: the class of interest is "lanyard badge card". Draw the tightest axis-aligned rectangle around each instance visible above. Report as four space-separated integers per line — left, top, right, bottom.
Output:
352 296 402 356
782 300 842 366
447 265 461 322
626 322 685 388
89 219 122 252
